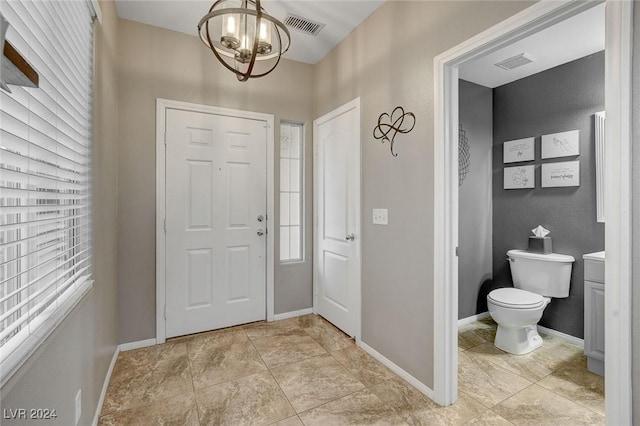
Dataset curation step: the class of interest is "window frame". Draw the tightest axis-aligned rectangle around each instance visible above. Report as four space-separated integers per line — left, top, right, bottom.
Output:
0 0 96 387
279 121 305 264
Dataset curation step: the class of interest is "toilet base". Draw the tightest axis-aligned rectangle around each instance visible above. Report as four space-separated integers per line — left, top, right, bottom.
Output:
494 324 543 355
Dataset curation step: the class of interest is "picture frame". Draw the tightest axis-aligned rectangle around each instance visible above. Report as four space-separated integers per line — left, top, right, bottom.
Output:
503 137 535 163
504 165 535 189
541 160 580 187
541 130 580 159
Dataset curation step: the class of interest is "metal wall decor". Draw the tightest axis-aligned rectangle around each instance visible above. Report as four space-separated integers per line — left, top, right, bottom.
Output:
373 106 416 157
458 124 471 186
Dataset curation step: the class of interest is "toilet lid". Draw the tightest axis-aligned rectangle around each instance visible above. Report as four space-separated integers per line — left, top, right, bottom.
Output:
488 288 544 309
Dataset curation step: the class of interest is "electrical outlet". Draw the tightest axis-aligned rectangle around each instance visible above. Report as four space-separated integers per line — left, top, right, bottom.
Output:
372 208 388 225
75 389 81 425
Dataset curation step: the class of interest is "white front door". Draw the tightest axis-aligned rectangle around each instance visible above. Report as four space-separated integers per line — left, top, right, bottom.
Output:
165 108 267 338
313 98 361 338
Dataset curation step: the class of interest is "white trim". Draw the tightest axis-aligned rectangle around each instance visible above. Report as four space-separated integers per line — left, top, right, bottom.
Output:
118 338 158 352
457 312 491 327
603 0 633 423
156 100 167 343
88 0 102 24
536 325 584 348
92 346 119 426
155 98 275 344
312 98 362 342
433 0 631 417
358 341 434 399
273 308 313 321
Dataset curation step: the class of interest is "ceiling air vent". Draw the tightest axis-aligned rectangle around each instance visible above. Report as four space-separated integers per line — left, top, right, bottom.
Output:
283 13 325 36
495 53 535 70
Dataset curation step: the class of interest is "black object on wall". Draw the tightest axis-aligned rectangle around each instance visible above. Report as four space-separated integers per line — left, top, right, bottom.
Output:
373 106 416 157
492 51 605 339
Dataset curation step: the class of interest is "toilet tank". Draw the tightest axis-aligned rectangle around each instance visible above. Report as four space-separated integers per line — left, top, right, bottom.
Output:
507 249 575 298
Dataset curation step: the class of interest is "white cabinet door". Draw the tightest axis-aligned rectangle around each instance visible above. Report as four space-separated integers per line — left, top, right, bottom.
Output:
165 108 267 338
584 280 605 361
313 99 361 338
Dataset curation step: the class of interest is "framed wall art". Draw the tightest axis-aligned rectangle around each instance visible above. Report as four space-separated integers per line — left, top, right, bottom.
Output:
503 137 535 163
504 165 535 189
541 130 579 159
541 161 580 187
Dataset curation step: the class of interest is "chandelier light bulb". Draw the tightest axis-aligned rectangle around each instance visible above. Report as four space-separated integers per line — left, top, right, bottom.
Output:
226 15 235 34
257 22 271 54
198 0 291 81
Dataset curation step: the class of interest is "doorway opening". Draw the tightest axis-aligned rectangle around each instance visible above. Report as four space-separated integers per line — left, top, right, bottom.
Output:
155 99 276 343
433 1 633 424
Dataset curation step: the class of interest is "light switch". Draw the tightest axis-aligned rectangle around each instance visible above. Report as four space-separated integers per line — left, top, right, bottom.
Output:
372 209 388 225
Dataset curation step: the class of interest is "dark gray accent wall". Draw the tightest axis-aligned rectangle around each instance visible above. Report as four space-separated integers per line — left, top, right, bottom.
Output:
458 80 493 319
492 52 605 339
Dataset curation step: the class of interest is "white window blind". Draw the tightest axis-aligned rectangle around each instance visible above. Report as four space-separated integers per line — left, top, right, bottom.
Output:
279 122 303 262
0 0 94 384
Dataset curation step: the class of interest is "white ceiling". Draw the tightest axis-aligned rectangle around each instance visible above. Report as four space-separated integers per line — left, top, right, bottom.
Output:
459 3 605 88
115 0 385 64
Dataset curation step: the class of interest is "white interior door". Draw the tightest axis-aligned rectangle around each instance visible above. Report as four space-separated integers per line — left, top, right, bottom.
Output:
314 98 361 338
165 108 267 338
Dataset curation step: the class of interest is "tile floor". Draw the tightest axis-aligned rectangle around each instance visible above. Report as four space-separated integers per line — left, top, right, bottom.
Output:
99 315 604 425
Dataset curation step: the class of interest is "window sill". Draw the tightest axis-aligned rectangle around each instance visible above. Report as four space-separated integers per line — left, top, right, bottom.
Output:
0 278 94 388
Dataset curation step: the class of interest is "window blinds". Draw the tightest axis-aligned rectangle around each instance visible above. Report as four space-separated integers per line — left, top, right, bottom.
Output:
0 0 94 366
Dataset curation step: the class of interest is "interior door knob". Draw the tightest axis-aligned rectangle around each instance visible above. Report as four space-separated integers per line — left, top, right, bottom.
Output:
257 228 265 236
346 233 355 241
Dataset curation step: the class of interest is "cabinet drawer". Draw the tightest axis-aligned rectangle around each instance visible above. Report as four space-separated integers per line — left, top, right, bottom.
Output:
584 260 605 283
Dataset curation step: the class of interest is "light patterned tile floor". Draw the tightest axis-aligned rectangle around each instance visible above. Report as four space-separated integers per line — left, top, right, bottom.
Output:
99 315 604 425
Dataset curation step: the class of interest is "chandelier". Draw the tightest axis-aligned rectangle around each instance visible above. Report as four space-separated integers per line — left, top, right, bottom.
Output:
198 0 291 82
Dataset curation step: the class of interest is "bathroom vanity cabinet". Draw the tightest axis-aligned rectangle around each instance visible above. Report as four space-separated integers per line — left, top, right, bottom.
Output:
583 251 605 376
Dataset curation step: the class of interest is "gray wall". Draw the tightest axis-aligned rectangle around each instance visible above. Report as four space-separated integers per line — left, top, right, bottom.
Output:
314 0 533 388
632 2 639 422
458 80 493 319
492 52 605 339
0 0 120 423
117 19 314 344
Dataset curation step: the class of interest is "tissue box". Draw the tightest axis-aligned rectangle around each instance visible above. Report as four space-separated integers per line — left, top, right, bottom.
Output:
529 237 552 254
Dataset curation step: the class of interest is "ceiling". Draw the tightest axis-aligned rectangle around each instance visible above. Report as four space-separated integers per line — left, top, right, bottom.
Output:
459 3 605 88
115 0 385 64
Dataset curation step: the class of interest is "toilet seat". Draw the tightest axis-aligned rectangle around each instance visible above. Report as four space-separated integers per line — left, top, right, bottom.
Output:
488 288 545 309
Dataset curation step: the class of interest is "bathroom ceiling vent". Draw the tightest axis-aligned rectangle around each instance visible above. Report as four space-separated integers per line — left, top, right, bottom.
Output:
284 13 325 36
495 53 535 70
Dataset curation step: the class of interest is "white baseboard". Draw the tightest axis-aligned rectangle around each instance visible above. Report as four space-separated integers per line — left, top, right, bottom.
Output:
92 346 120 426
537 325 584 348
358 341 434 400
458 312 491 327
119 338 157 352
273 308 313 321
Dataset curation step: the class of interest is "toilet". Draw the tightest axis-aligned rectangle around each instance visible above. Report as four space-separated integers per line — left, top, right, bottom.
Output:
487 249 574 355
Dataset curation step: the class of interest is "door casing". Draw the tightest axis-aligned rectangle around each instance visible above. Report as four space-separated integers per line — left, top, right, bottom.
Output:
156 98 275 343
433 1 633 424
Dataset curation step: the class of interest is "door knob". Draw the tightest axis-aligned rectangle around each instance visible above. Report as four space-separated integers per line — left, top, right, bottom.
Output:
346 233 355 241
257 228 265 236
